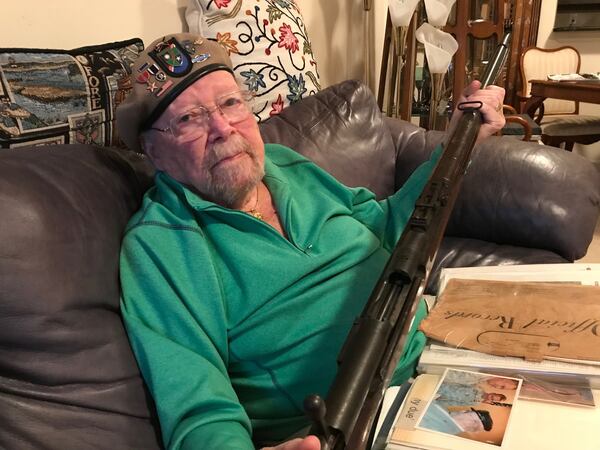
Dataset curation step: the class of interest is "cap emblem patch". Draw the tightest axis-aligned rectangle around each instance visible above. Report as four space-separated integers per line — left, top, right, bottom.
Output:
192 53 210 63
150 38 192 77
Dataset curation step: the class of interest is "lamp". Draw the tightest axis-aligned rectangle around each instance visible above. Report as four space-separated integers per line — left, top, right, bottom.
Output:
382 0 421 117
423 0 456 27
419 0 456 130
415 22 458 130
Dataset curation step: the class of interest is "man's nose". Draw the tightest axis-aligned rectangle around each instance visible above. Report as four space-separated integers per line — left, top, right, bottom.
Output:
207 107 234 140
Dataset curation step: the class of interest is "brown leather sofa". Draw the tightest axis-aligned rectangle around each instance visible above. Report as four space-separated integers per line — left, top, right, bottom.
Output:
1 80 598 449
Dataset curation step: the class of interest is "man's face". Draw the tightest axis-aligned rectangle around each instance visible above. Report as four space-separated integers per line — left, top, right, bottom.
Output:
143 71 265 208
451 411 485 432
482 392 505 403
486 378 518 390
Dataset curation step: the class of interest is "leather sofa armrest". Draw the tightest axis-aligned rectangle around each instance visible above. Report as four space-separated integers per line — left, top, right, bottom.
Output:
0 145 162 450
387 117 599 261
446 136 600 260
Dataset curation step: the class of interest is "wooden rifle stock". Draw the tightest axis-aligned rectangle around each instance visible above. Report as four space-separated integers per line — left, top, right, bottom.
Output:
304 32 512 450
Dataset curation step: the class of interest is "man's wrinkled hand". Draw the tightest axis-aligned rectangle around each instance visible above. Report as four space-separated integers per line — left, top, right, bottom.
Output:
448 80 506 142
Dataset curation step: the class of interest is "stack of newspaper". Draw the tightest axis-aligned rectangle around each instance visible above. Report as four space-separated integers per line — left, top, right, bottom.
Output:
373 264 600 450
418 343 600 388
418 263 600 385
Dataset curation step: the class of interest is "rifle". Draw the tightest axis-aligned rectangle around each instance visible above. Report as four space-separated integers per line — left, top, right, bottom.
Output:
303 32 512 450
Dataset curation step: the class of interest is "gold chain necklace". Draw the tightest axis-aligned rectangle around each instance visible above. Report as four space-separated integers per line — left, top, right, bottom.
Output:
244 185 263 220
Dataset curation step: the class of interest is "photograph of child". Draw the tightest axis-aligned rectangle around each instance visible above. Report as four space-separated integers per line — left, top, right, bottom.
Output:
416 369 522 446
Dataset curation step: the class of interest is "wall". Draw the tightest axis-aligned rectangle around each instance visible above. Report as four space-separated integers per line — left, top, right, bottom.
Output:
2 1 599 161
0 0 368 91
3 1 599 90
0 0 186 49
303 1 389 95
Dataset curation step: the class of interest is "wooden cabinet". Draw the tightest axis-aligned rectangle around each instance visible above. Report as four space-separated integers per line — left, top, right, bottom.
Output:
444 0 542 109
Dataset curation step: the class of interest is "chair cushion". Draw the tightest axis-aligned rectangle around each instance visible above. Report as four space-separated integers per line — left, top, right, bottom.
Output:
542 115 600 136
502 114 541 136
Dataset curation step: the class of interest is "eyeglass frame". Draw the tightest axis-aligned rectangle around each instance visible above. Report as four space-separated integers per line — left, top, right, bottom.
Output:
147 89 256 140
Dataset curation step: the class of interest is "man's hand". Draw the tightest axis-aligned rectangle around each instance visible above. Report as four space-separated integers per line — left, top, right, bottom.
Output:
447 80 506 143
261 435 321 450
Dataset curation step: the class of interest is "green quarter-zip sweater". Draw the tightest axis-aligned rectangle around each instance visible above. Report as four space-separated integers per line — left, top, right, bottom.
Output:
120 144 440 450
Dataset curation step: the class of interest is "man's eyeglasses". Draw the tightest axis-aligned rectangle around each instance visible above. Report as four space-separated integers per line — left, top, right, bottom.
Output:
149 90 255 141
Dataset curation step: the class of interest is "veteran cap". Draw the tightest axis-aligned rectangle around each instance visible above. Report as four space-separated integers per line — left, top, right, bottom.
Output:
116 32 234 152
470 408 493 431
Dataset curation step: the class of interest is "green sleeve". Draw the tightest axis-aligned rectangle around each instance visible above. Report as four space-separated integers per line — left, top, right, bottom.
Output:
120 225 254 450
351 144 443 250
389 298 429 386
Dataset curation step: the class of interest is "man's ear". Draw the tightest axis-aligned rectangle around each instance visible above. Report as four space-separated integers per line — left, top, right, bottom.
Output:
140 135 161 169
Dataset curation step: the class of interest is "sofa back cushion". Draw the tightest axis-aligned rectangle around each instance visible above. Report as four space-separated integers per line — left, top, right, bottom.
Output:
0 145 161 449
259 79 397 199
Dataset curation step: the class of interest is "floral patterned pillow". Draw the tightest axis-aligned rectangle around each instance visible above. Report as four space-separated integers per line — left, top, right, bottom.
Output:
185 0 321 122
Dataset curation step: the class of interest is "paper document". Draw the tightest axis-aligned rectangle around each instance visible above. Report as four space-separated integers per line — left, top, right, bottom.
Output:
419 278 600 362
547 73 600 81
437 263 600 293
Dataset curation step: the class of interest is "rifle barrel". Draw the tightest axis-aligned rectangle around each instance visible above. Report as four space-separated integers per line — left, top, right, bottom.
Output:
305 31 512 450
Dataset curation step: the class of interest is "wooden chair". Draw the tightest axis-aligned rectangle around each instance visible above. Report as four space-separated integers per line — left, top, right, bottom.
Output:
499 105 539 141
518 46 600 151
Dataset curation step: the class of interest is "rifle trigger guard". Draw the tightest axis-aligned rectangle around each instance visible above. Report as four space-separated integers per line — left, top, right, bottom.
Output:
457 100 483 112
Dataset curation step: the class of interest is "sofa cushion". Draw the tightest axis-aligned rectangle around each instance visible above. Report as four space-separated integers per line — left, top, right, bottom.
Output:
0 39 144 149
447 136 600 261
260 79 397 198
0 145 160 450
185 0 321 122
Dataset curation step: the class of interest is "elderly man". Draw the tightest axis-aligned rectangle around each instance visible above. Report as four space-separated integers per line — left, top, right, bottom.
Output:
117 33 505 450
